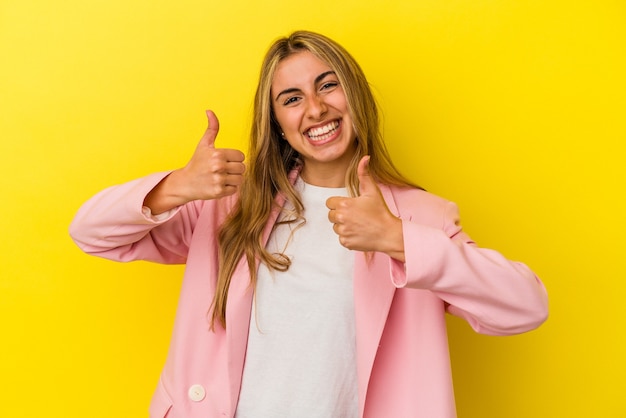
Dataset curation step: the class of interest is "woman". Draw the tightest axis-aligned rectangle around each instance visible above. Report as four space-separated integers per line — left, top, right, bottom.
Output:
70 31 548 418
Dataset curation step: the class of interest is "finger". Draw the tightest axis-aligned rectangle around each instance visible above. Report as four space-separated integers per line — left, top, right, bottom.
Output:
223 149 246 163
328 208 336 223
326 196 341 210
225 173 244 187
225 161 246 175
357 155 376 196
202 109 220 148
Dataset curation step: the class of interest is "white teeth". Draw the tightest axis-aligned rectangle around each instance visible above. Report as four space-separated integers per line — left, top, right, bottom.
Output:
307 121 339 141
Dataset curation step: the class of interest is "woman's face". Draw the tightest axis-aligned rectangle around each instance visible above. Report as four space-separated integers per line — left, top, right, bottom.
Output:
271 51 357 187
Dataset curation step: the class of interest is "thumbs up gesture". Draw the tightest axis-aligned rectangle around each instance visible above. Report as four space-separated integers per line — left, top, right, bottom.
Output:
179 110 246 200
143 110 246 214
326 156 405 261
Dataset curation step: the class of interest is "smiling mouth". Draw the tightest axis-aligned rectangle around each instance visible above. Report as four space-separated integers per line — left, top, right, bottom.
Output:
305 120 340 142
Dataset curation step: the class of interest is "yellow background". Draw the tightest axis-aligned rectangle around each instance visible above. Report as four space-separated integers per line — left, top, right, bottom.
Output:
1 0 624 416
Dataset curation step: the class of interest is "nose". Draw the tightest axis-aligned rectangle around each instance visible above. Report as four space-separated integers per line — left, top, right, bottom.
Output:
306 94 328 120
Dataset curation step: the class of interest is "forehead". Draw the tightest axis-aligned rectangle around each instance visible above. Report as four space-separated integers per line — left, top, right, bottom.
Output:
271 51 333 89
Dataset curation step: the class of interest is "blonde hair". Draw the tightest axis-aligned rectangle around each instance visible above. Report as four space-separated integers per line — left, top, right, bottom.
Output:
210 30 418 329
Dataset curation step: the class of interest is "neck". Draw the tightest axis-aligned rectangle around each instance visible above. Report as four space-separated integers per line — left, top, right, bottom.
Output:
300 165 347 187
299 146 356 187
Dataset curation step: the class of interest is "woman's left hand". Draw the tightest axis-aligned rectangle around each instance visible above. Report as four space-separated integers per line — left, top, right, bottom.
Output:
326 156 405 262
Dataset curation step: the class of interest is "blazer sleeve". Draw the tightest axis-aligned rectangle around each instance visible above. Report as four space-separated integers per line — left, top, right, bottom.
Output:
69 172 208 264
390 200 549 336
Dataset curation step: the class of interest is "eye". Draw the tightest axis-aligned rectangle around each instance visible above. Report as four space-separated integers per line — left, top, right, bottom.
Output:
320 81 339 91
283 96 300 106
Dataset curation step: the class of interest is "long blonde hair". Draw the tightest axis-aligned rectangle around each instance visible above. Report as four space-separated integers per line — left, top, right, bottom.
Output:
210 30 419 330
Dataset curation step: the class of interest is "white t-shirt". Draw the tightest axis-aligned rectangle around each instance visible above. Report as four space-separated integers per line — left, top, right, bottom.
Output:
235 180 358 418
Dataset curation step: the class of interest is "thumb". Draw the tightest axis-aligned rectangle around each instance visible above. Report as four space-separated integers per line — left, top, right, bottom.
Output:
201 109 220 148
357 155 376 196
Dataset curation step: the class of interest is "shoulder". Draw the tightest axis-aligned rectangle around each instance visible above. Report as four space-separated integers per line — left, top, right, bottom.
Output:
388 185 450 206
382 184 458 228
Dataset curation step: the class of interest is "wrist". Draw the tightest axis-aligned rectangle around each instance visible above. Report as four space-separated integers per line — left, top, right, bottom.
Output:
383 217 405 262
143 170 190 215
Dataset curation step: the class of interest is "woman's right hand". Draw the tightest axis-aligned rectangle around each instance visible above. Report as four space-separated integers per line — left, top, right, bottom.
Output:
143 110 246 215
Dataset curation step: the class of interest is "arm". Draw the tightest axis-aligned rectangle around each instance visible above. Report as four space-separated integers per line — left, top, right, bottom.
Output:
69 110 245 264
391 201 549 336
69 172 202 264
325 156 546 335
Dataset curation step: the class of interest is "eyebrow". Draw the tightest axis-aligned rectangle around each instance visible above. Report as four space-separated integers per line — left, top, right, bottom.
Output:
274 70 337 102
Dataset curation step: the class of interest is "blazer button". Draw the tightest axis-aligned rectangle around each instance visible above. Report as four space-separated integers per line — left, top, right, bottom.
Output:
188 384 206 402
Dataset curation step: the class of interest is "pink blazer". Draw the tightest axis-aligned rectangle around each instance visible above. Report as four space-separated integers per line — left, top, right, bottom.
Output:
69 172 548 418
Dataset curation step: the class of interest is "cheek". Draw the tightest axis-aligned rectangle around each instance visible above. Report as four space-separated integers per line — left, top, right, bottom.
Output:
328 88 349 108
275 110 300 133
272 107 285 125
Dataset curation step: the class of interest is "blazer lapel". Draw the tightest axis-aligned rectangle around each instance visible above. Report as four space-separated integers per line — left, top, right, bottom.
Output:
225 190 289 414
225 259 254 414
353 184 400 415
